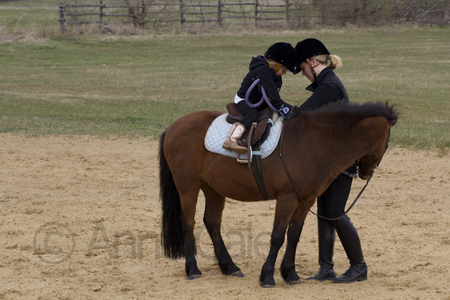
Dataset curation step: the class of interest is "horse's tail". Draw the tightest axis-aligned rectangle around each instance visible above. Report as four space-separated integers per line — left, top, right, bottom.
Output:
159 131 185 259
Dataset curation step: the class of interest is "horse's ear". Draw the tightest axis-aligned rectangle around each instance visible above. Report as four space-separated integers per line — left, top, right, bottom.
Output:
385 101 400 126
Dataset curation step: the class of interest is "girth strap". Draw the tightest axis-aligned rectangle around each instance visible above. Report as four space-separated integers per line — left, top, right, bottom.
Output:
250 138 274 200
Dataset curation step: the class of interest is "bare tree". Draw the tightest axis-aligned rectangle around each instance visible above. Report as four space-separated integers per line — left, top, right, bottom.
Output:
397 0 449 25
123 0 150 27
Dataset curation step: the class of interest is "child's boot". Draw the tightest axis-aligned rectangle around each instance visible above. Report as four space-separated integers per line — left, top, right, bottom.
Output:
222 123 247 153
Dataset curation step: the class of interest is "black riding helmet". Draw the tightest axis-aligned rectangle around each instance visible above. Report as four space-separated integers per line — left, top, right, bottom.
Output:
264 42 297 73
294 38 330 74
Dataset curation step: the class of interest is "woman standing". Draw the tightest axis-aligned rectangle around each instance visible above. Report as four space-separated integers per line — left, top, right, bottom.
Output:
295 38 367 284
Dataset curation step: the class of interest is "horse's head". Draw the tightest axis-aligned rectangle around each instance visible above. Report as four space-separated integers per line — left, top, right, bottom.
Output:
358 127 391 180
358 153 384 180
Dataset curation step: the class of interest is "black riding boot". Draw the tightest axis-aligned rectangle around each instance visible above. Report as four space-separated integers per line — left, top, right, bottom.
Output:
332 216 367 283
306 219 336 281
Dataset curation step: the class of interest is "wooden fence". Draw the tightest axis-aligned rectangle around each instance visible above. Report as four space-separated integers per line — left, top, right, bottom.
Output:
58 0 297 32
58 0 450 32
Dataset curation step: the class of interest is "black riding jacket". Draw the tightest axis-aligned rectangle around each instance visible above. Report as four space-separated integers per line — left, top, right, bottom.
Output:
299 66 356 177
299 67 349 111
236 55 291 111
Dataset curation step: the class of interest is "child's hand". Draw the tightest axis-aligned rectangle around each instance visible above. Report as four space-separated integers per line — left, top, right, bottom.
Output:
279 104 293 119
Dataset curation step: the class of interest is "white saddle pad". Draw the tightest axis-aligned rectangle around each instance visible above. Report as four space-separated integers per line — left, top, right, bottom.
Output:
204 114 283 159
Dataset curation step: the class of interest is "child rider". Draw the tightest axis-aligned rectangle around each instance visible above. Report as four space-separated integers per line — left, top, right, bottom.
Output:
222 42 297 153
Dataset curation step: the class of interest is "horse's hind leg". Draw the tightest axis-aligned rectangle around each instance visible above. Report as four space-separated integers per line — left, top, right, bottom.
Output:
202 186 244 277
179 188 203 280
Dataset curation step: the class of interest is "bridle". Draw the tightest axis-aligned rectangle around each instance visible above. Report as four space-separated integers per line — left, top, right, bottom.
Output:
278 122 389 221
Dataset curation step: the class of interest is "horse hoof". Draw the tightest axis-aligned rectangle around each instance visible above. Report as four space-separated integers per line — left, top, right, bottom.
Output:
287 279 302 285
188 273 202 280
229 270 245 278
261 283 275 288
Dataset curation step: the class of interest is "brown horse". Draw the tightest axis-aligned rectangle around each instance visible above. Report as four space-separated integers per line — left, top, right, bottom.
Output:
159 100 398 287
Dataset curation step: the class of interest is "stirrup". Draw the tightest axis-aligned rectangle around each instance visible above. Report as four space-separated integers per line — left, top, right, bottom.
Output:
236 146 252 164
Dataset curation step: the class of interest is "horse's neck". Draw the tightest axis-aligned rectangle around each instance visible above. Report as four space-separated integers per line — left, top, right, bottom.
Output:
295 119 376 176
325 117 387 170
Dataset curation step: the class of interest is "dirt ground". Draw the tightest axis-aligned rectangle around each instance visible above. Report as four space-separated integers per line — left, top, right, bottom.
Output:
1 134 449 299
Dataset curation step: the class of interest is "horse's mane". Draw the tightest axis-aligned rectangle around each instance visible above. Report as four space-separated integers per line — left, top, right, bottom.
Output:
302 100 399 126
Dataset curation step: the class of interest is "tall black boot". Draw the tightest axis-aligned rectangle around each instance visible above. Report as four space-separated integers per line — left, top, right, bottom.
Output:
332 216 367 283
306 219 336 281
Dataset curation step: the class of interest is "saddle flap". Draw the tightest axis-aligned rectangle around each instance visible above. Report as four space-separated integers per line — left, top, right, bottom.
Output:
225 102 274 147
241 117 271 146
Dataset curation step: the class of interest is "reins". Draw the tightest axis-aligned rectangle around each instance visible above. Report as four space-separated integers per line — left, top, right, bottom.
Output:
278 122 378 221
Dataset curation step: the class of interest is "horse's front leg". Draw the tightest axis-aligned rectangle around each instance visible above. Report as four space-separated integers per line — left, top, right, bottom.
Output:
280 205 309 284
260 196 297 288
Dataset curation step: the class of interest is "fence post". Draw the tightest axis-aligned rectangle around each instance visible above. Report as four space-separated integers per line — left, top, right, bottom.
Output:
58 2 66 33
444 0 449 21
99 0 103 27
255 0 259 26
180 0 185 27
218 0 222 25
285 0 290 26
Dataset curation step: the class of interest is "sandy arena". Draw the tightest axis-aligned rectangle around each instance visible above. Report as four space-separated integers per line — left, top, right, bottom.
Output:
1 134 449 299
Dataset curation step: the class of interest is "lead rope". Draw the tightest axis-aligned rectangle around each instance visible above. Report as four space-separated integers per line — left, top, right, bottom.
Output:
278 122 376 221
245 78 278 112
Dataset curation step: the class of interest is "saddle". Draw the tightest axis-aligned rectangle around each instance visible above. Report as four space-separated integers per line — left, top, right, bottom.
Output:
225 102 276 200
225 103 275 147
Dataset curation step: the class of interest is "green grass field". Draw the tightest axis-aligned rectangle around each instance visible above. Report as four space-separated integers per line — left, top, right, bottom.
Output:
1 1 450 150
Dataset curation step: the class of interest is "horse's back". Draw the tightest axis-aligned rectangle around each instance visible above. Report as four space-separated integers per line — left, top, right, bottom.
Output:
163 110 222 174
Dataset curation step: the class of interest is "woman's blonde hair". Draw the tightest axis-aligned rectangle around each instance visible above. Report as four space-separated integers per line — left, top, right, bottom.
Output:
312 54 343 70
